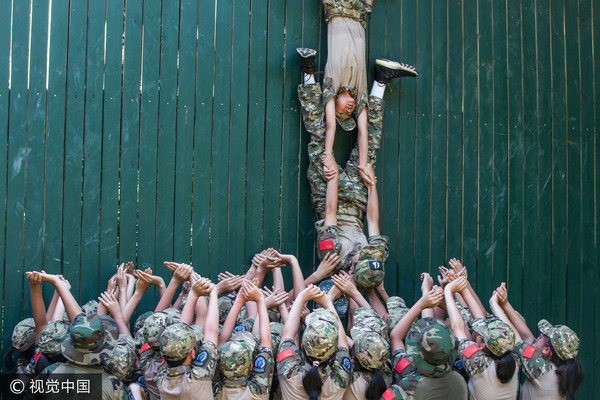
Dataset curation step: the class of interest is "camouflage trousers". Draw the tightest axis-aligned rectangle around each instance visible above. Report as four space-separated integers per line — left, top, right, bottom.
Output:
297 83 384 214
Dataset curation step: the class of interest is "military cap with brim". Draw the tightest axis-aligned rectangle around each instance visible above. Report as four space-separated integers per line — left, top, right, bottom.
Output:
405 317 458 378
353 244 386 289
471 317 515 357
387 297 414 330
538 319 580 361
12 318 36 352
218 331 257 379
61 313 118 366
303 309 339 361
38 321 70 357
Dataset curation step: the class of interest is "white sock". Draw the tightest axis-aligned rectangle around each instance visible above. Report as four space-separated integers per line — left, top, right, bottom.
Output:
370 81 386 98
304 73 316 85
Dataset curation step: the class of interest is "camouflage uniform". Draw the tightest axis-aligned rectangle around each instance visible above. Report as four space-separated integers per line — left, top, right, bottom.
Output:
277 339 352 400
352 238 389 289
303 309 340 361
37 313 129 400
38 321 70 357
10 318 37 387
140 311 174 400
104 334 138 382
322 0 373 125
298 83 389 271
516 319 580 400
318 278 349 319
156 323 218 400
387 297 415 331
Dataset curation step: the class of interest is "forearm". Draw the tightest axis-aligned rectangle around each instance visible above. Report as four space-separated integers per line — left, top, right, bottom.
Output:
30 286 48 338
289 257 306 302
467 282 488 316
179 293 199 325
155 279 181 312
112 313 131 336
122 290 147 323
281 296 306 341
445 291 467 339
365 290 387 319
357 124 368 168
52 299 66 322
272 268 285 293
461 289 486 320
366 184 380 236
501 300 533 342
126 276 136 301
375 284 389 304
390 300 424 350
257 298 272 348
348 289 371 309
490 301 522 342
53 281 82 321
203 290 219 344
194 295 208 327
46 291 59 321
219 298 245 346
118 284 128 309
324 177 338 227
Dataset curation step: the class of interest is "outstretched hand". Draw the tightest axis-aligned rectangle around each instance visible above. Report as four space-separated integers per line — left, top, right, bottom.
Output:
358 164 376 187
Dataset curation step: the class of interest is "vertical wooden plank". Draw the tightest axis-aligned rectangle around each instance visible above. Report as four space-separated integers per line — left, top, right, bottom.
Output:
396 0 418 299
173 0 198 263
563 0 582 336
80 0 105 298
578 1 595 398
280 0 303 268
446 0 463 262
430 1 447 268
491 0 508 290
23 0 49 290
227 0 250 274
592 0 600 396
192 0 215 274
379 0 403 297
263 0 285 248
62 0 88 299
462 0 478 279
521 0 540 323
550 0 567 324
536 0 553 322
119 0 143 265
4 0 28 350
506 0 524 309
210 0 233 277
138 0 161 309
0 0 11 360
476 0 494 299
155 0 179 270
414 0 432 302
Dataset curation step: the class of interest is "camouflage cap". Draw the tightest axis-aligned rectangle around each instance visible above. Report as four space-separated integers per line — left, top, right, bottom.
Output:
162 307 181 322
303 309 339 361
351 307 388 338
318 279 349 319
104 334 137 381
160 323 196 362
270 322 284 355
336 114 356 131
456 302 474 327
191 325 204 343
387 297 414 331
353 245 386 289
218 296 234 325
38 321 70 357
405 317 458 377
353 330 390 370
218 331 257 379
12 318 36 352
471 317 515 357
82 299 99 315
60 313 118 366
142 312 173 349
134 311 153 334
538 319 580 361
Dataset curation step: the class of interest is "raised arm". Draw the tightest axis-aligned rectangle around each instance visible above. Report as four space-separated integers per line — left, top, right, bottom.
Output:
363 165 380 236
99 291 131 336
281 285 321 345
34 272 82 321
331 271 370 309
26 271 48 338
242 280 272 349
496 282 532 342
218 289 246 347
489 286 522 343
155 263 193 312
120 270 152 323
444 276 469 340
313 288 349 349
303 252 341 287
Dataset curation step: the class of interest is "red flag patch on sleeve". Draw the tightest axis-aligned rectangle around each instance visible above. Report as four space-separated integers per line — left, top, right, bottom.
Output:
382 389 396 400
523 345 537 359
141 343 152 354
33 353 42 364
394 358 411 373
461 344 480 359
319 240 334 250
278 348 294 362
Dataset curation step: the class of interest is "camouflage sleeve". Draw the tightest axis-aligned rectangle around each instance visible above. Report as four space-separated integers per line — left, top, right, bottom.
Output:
329 347 352 388
277 339 306 380
458 339 490 377
248 347 274 396
139 346 155 369
366 96 384 167
513 340 553 381
380 385 408 400
389 348 419 395
367 235 389 262
191 339 218 380
110 375 130 400
316 224 342 261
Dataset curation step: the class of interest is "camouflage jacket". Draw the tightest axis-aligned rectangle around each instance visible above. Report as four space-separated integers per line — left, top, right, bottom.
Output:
457 339 491 376
513 340 553 381
322 0 372 28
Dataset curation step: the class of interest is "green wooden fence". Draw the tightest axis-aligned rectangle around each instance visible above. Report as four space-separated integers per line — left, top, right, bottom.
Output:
0 0 598 396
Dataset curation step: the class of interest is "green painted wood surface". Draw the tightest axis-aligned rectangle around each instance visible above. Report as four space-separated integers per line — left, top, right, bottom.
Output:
0 2 598 397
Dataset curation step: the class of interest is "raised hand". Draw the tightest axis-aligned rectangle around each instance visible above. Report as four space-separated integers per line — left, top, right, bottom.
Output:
173 263 194 283
420 287 444 309
331 271 358 297
445 275 469 294
216 272 243 294
421 272 434 293
263 287 289 310
315 252 341 279
241 279 262 302
98 291 122 318
191 277 214 297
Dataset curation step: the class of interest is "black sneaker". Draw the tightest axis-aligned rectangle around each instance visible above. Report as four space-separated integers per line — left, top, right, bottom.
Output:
374 58 418 84
297 48 317 75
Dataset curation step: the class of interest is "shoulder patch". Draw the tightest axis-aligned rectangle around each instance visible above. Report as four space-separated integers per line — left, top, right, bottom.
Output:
523 345 537 359
369 260 383 270
319 240 334 250
278 348 294 362
462 344 480 359
253 355 267 373
394 357 411 373
33 353 42 364
193 350 210 367
140 343 152 353
341 357 351 373
382 388 396 400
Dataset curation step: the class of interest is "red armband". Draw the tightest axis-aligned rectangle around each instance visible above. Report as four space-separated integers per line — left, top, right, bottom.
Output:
382 389 396 400
278 348 294 362
461 344 480 359
523 345 536 359
141 343 152 353
319 240 334 250
394 358 411 373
